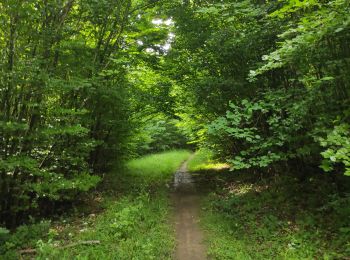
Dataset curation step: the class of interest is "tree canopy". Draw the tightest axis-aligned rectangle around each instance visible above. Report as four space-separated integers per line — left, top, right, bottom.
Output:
0 0 349 229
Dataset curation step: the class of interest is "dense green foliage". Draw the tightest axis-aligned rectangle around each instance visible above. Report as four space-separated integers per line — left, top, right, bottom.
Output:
167 0 350 177
1 0 350 258
0 221 51 259
0 0 185 227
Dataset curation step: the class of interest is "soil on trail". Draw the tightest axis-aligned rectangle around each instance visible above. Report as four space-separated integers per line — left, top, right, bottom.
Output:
171 156 207 260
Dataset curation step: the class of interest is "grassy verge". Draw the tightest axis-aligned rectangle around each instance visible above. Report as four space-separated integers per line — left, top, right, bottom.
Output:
2 150 191 259
189 150 350 259
37 193 173 259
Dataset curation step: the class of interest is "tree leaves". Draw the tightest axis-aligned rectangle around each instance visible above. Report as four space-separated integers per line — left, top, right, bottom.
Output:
168 0 350 177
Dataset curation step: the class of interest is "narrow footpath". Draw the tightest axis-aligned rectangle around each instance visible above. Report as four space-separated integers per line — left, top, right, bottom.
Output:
172 156 207 260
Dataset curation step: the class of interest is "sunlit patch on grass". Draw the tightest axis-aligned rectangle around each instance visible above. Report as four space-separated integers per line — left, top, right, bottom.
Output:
225 183 254 195
188 149 230 172
204 162 230 171
193 162 230 172
225 182 270 196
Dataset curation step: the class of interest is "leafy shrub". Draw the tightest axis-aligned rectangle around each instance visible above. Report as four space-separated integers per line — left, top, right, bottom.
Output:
0 221 50 259
207 89 312 171
319 124 350 176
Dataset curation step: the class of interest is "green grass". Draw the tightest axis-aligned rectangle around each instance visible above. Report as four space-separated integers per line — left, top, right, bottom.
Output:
126 150 192 187
37 193 174 260
4 150 191 260
201 182 350 259
188 149 229 172
188 150 350 259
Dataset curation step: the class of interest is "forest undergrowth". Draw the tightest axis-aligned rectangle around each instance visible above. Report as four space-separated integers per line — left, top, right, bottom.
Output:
189 150 350 259
0 150 190 259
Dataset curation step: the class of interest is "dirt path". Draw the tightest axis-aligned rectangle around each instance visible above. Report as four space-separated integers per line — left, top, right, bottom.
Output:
172 156 207 260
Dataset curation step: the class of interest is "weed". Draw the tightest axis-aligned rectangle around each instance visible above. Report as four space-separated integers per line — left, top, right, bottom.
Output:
190 150 350 259
32 150 191 259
